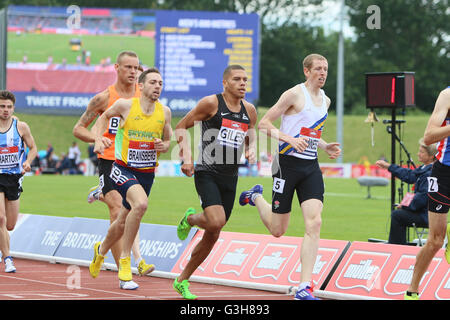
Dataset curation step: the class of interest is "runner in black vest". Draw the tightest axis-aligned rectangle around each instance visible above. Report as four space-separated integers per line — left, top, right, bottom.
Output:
196 93 251 176
173 65 257 299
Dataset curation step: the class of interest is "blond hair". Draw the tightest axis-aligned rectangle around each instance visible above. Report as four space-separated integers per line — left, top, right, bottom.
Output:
116 51 138 64
302 53 327 70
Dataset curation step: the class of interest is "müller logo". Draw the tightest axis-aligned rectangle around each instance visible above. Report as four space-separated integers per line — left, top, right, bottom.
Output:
384 254 441 297
335 250 390 292
344 259 379 280
250 243 297 281
214 240 259 276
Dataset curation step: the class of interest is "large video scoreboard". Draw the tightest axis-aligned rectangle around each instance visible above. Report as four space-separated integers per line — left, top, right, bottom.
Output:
155 10 260 114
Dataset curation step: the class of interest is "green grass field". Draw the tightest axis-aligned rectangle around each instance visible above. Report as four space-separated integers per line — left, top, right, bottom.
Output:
16 111 431 165
8 32 155 66
20 174 393 242
8 31 429 244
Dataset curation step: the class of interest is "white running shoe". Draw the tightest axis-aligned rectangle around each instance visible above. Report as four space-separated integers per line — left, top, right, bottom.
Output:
4 256 16 273
119 280 139 290
87 185 101 204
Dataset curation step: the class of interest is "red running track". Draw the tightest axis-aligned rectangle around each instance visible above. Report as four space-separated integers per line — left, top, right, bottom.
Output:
0 258 293 301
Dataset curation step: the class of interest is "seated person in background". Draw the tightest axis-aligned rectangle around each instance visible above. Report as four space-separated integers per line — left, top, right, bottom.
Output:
376 138 437 245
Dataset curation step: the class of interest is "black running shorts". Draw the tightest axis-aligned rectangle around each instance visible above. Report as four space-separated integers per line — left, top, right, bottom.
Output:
427 161 450 214
109 162 155 210
271 154 324 214
0 174 23 201
194 170 238 221
98 158 116 196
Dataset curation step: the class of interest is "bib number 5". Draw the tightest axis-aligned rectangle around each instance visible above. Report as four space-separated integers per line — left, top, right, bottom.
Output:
273 177 285 194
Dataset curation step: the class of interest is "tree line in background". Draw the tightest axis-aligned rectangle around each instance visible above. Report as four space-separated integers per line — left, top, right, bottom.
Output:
2 0 448 114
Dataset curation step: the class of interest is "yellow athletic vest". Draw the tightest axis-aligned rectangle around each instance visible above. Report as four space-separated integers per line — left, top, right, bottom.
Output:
98 84 141 161
115 98 165 172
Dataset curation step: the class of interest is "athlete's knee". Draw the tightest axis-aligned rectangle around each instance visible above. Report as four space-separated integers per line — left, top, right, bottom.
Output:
0 215 6 228
205 215 226 233
270 228 286 238
106 198 122 221
305 216 322 236
132 201 148 218
6 221 16 231
207 220 226 233
268 212 289 238
270 225 287 238
426 234 445 252
271 230 285 238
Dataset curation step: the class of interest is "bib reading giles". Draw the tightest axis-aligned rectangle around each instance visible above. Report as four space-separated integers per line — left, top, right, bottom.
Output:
114 98 165 172
196 94 250 176
98 84 141 161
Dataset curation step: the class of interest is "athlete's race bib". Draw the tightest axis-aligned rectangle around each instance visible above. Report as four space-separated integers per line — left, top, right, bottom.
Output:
127 140 157 168
297 127 322 158
108 116 121 135
217 118 248 149
0 146 20 169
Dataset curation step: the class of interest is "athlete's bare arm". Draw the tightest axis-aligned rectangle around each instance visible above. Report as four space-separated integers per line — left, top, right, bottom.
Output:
243 101 258 164
73 89 109 143
317 95 341 159
92 98 132 155
175 95 217 176
154 106 172 154
424 88 450 145
17 121 38 174
258 86 308 153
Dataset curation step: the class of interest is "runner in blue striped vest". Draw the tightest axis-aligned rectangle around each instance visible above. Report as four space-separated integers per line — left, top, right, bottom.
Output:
239 54 341 300
0 90 37 273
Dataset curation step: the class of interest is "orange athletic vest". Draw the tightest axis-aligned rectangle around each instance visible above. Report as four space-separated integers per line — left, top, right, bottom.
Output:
98 84 141 160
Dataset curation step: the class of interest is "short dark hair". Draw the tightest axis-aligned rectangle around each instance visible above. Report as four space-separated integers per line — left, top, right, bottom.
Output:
0 90 16 105
138 67 161 83
223 65 245 80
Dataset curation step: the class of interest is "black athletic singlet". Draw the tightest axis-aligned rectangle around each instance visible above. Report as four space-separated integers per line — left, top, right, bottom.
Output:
195 94 250 176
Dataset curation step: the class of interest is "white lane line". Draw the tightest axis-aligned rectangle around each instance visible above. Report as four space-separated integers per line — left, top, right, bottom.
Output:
0 274 145 299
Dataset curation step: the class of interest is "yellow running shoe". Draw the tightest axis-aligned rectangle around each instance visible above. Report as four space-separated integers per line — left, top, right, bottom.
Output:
89 242 105 278
404 291 420 300
445 223 450 264
118 257 133 281
138 259 155 276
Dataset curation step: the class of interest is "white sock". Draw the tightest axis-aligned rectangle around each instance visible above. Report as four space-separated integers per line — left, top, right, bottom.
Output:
298 281 311 291
135 257 143 265
251 192 262 203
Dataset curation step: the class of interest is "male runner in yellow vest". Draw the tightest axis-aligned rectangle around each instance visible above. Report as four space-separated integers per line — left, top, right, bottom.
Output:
73 51 153 289
88 68 172 287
